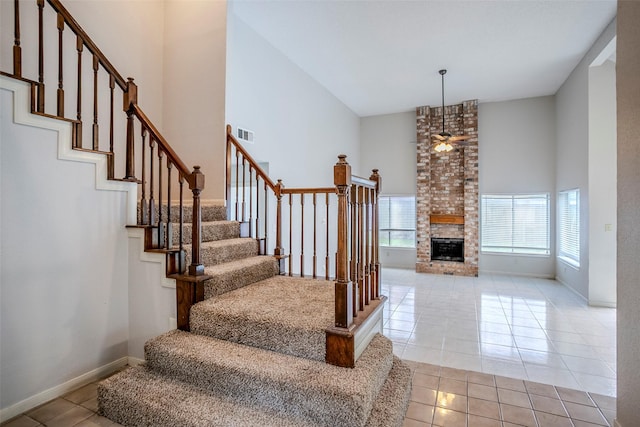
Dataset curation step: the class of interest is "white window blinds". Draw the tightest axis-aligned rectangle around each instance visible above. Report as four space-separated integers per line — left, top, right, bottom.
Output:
558 189 580 266
481 194 550 255
379 196 416 248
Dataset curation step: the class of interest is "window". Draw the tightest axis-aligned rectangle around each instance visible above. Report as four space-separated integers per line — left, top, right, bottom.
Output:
481 194 550 255
558 189 580 266
379 196 416 248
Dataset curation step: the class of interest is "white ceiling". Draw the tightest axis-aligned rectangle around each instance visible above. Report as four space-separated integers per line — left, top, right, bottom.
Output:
230 0 617 117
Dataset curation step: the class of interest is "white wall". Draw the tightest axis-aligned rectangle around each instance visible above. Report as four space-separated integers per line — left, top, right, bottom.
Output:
588 59 616 307
616 2 640 425
0 81 130 418
225 12 360 187
555 18 616 300
478 96 556 277
163 0 227 201
360 111 416 268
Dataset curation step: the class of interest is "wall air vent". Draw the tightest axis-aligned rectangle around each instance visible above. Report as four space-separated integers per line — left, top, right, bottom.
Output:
237 127 254 143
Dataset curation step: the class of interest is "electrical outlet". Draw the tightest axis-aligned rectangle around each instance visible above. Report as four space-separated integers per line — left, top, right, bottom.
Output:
605 223 612 232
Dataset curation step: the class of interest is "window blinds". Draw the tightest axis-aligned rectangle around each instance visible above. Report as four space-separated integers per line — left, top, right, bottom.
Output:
558 189 580 265
481 194 550 255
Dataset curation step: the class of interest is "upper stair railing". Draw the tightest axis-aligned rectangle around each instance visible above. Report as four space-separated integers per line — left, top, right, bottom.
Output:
4 0 208 325
226 126 384 367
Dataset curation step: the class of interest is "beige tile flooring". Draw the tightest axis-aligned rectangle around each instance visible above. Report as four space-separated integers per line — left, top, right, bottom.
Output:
1 360 616 427
2 270 617 426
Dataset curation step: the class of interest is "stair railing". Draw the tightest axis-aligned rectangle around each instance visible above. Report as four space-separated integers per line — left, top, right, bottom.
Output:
5 0 208 329
226 128 384 367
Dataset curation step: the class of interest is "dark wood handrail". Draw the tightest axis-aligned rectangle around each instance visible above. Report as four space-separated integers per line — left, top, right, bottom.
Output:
226 125 276 192
5 0 209 331
45 0 127 90
281 187 335 195
131 104 192 184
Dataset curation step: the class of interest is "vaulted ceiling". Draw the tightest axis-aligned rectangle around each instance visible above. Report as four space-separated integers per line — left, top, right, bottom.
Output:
230 0 617 117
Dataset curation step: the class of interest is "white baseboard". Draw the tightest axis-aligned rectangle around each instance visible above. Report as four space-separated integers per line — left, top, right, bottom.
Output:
479 269 555 279
0 357 128 423
128 356 146 367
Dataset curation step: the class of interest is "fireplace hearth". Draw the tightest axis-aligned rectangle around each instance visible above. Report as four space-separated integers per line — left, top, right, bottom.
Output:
431 238 464 262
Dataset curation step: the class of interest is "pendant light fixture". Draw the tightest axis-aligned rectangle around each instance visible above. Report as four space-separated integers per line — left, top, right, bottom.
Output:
432 69 470 153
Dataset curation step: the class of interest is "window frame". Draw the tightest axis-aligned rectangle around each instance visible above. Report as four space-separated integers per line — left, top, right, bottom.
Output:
378 195 416 249
480 193 551 256
558 188 580 267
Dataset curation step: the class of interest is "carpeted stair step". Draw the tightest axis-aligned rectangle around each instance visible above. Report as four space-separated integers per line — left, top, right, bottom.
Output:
136 330 395 427
139 204 227 224
365 357 413 427
190 275 333 361
174 203 227 223
175 220 240 245
185 237 258 266
203 256 279 299
98 365 322 427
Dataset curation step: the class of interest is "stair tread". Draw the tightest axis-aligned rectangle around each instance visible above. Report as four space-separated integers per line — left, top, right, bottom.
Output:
203 255 278 298
143 330 393 426
185 237 259 267
101 332 408 427
99 365 322 427
190 275 334 361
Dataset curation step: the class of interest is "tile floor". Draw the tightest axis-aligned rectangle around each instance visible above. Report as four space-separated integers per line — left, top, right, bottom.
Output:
2 269 617 427
381 268 617 398
1 362 616 427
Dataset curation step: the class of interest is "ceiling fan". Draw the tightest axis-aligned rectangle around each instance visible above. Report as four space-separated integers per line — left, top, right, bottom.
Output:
432 69 471 152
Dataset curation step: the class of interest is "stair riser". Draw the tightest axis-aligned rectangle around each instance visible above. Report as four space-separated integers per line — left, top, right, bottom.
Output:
204 259 279 299
177 221 240 245
138 204 227 224
185 239 259 266
190 312 325 361
141 331 396 427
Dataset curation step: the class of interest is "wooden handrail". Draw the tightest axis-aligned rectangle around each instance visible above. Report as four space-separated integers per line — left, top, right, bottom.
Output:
5 0 209 330
281 187 335 195
45 0 127 90
132 104 192 183
226 125 276 191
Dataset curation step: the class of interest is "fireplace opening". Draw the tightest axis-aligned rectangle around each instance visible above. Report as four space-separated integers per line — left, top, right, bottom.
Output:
431 238 464 262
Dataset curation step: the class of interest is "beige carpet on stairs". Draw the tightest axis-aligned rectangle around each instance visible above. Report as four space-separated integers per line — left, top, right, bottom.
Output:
190 275 334 361
102 203 411 425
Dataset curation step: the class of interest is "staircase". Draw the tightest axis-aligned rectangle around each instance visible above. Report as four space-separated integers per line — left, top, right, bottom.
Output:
98 206 412 426
2 0 411 424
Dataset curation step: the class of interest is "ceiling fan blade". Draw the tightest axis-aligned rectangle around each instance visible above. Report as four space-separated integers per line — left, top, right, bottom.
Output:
431 134 446 141
450 135 471 142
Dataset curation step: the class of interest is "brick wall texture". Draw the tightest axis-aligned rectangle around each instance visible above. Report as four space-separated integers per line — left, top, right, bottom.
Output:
416 100 478 276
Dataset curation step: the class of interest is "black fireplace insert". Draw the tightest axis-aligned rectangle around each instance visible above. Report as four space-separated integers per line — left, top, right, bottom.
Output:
431 238 464 262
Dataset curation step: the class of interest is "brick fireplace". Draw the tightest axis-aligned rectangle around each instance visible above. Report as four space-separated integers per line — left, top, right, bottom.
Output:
416 100 478 276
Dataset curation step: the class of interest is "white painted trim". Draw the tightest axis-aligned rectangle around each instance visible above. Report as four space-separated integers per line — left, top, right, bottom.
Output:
354 305 385 362
591 36 617 67
588 300 617 309
127 227 177 289
614 419 622 427
479 269 555 279
0 357 128 423
128 356 146 367
1 75 138 225
556 275 590 303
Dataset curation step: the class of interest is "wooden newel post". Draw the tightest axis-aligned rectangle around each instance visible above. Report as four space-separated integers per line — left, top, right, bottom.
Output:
123 77 137 180
274 179 285 274
188 166 205 276
369 169 381 299
334 154 353 328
